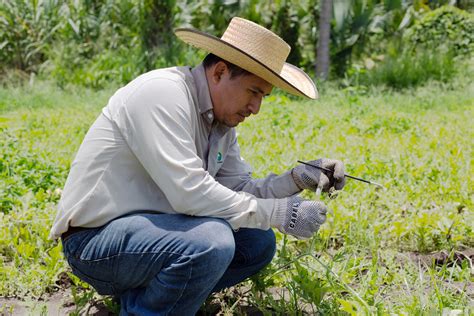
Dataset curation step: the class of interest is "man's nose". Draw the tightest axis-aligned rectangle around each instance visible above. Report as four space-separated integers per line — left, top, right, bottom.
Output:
248 97 262 115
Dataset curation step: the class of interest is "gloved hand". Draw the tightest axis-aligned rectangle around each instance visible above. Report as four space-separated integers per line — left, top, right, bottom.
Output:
271 196 327 239
291 158 346 192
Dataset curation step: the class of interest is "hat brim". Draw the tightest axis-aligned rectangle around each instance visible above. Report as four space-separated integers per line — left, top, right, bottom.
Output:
175 28 318 99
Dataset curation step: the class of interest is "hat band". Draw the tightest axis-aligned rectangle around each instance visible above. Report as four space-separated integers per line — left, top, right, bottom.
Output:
220 22 290 72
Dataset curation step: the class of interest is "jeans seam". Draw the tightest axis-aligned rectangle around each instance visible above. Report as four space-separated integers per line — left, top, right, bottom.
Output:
235 247 249 265
78 250 188 263
168 256 193 315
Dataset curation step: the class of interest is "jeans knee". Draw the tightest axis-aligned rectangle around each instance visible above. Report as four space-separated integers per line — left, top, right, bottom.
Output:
194 219 235 269
258 229 276 266
237 228 276 268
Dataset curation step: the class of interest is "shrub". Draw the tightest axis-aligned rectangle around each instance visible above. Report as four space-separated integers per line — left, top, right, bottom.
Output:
352 48 457 89
405 5 474 56
0 0 63 73
46 42 147 89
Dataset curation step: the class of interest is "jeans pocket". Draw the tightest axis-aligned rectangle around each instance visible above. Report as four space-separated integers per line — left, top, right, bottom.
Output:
62 230 116 295
69 261 116 295
62 229 97 259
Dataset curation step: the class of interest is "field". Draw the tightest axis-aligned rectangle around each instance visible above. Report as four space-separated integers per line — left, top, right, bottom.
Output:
0 71 473 314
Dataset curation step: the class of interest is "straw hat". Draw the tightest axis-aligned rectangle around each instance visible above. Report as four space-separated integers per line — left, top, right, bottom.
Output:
175 17 318 99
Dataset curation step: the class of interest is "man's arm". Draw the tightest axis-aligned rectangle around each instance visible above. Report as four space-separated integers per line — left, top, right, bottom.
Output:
110 77 281 230
215 131 346 198
215 131 301 199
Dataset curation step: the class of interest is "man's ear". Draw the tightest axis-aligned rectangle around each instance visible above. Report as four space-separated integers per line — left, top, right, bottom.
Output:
211 61 227 84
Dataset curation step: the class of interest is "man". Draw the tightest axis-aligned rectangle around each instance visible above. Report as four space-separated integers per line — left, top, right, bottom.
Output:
50 17 345 315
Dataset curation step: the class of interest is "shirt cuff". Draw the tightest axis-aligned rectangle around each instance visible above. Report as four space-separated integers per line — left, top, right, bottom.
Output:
285 169 303 194
270 198 288 229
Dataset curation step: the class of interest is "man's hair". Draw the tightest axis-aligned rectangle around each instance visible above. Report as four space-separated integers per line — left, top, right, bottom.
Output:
202 53 251 79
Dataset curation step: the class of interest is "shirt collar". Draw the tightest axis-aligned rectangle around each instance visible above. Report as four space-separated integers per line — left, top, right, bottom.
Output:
190 63 231 136
191 63 214 124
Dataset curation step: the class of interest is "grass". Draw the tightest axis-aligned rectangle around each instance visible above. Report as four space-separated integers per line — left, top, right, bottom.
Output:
345 48 460 90
0 69 473 314
363 49 458 89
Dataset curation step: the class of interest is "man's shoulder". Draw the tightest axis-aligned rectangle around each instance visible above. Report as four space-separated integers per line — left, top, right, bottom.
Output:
105 66 195 116
136 66 192 87
115 66 194 103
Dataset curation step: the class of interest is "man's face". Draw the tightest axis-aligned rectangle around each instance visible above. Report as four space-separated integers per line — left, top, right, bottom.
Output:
207 62 273 127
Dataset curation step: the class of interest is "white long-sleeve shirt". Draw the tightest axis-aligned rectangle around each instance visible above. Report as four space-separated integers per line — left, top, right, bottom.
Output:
50 64 299 239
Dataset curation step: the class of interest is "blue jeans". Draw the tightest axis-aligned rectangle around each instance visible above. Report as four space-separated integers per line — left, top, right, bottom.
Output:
62 213 276 315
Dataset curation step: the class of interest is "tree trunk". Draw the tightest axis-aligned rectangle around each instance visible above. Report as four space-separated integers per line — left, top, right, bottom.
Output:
316 0 332 80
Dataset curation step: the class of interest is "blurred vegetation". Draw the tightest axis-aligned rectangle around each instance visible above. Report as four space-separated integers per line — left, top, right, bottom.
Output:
0 66 472 312
405 5 474 55
1 1 473 313
345 47 458 89
1 0 473 89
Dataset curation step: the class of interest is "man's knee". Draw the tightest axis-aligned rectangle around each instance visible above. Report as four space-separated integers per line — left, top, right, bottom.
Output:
236 228 276 268
255 229 276 266
191 218 235 268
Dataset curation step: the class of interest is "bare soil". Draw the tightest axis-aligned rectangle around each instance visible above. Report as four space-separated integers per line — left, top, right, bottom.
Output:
1 248 472 315
0 290 115 316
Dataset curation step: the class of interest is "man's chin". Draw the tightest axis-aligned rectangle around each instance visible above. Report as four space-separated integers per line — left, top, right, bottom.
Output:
225 121 239 128
222 118 241 128
220 116 243 127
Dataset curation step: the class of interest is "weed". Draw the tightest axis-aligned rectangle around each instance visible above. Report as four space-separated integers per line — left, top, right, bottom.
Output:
0 76 473 313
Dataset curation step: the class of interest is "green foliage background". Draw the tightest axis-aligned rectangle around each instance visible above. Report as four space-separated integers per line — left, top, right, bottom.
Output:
1 1 473 88
1 0 474 314
1 69 473 313
406 5 474 55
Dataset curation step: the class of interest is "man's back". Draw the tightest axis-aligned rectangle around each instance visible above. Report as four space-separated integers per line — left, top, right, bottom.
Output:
51 67 196 238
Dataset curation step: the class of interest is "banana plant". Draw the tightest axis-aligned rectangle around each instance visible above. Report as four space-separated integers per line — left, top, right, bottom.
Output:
330 0 407 76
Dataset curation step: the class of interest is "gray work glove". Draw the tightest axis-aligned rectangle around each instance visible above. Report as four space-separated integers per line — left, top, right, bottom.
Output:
291 158 346 192
271 196 327 239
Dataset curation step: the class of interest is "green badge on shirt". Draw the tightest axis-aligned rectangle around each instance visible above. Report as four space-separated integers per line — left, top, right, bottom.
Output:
217 152 223 163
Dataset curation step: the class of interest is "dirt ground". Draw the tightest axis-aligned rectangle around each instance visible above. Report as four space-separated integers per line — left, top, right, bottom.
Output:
1 249 472 315
0 289 74 316
0 288 116 316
